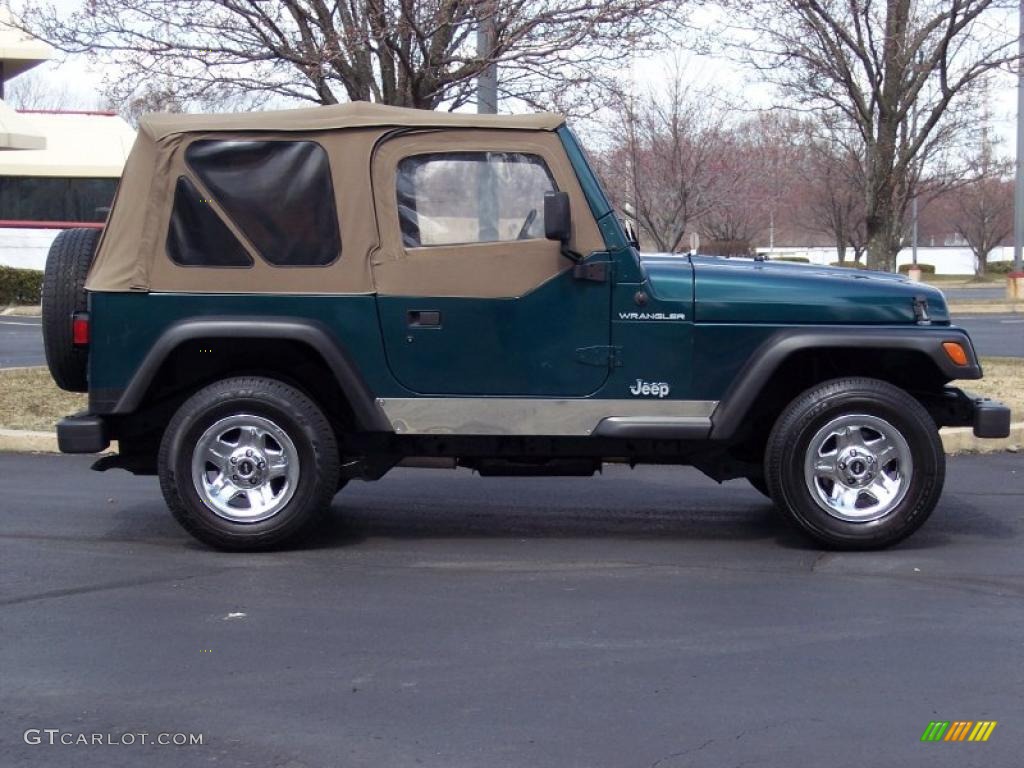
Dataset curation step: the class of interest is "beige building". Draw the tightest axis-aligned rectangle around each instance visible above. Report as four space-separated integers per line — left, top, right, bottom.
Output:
0 10 135 269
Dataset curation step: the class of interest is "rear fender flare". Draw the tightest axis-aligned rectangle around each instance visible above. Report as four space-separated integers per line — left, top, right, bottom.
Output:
111 317 392 432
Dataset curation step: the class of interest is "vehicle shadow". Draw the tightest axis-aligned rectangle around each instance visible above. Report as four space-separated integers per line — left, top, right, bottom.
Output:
308 475 792 549
770 493 1018 552
101 474 1014 554
313 481 1016 553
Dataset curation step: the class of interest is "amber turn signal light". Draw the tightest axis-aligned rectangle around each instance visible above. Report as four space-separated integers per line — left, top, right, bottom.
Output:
942 341 968 366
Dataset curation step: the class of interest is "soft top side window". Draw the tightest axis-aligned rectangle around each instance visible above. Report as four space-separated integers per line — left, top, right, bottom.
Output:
185 140 341 267
396 152 557 248
166 175 253 268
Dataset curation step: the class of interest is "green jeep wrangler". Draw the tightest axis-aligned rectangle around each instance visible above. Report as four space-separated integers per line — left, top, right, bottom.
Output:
42 103 1010 551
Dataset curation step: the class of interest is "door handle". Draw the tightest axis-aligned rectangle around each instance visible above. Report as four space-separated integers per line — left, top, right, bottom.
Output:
407 310 442 328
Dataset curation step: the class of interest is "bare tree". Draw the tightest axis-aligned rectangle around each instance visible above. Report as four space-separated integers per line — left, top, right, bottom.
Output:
4 69 96 111
110 79 247 127
726 0 1017 270
596 71 732 252
109 82 183 128
15 0 687 114
952 137 1013 276
797 121 869 264
699 114 802 254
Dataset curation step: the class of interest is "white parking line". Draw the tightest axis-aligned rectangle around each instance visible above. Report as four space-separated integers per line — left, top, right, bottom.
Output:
1000 319 1024 324
0 320 41 326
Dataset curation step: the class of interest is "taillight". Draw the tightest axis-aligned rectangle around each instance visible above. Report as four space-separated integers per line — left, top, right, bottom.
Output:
72 312 89 346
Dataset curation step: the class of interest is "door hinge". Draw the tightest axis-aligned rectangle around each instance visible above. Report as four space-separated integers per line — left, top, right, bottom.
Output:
575 345 622 368
572 261 610 282
913 296 931 324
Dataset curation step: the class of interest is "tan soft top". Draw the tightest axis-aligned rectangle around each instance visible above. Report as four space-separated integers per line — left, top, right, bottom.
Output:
87 103 585 295
140 102 565 141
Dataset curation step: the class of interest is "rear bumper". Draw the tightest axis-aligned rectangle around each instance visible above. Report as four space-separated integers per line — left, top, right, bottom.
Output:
931 388 1012 439
56 413 109 453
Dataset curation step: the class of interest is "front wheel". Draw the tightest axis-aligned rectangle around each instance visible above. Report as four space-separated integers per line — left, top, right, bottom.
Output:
765 377 944 550
158 376 339 550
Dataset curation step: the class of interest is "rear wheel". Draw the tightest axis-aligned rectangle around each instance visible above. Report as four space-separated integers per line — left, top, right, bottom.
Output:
765 377 944 550
158 376 339 550
42 228 101 391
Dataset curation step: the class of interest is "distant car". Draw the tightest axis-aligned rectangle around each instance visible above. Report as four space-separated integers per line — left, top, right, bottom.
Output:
42 102 1010 551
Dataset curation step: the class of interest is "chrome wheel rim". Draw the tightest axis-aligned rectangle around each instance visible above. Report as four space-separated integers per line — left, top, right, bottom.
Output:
191 414 299 523
803 414 912 523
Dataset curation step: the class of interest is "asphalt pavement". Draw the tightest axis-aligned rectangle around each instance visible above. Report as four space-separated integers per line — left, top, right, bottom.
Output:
0 316 43 368
2 453 1022 767
940 287 1006 302
1 313 1022 367
953 314 1024 359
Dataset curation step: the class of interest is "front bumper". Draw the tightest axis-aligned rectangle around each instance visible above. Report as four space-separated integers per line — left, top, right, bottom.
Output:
931 387 1012 438
56 413 109 453
971 397 1013 438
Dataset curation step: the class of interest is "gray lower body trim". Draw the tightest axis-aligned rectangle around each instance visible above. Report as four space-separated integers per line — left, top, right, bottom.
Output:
376 397 718 436
591 416 711 440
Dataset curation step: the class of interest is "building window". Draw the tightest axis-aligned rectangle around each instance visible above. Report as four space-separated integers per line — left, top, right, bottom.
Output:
166 176 253 267
0 176 117 223
396 152 556 248
185 140 341 267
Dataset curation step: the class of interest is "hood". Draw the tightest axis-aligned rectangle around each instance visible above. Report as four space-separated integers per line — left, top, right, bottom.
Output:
638 254 949 324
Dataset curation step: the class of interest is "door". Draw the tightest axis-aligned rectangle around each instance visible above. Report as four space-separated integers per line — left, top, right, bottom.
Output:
371 130 611 397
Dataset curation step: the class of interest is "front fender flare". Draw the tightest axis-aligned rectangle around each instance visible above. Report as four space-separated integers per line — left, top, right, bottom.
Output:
708 326 982 441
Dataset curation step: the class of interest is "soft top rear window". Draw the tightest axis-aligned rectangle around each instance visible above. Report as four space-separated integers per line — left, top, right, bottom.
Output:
185 140 341 267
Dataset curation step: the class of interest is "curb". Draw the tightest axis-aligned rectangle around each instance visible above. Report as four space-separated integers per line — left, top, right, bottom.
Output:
0 306 42 317
940 422 1023 455
0 430 120 455
0 426 1019 456
0 428 60 453
0 365 48 374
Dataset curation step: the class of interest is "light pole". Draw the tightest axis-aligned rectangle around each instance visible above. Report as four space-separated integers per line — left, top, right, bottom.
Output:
1014 0 1024 273
476 4 498 241
476 4 497 115
911 195 918 267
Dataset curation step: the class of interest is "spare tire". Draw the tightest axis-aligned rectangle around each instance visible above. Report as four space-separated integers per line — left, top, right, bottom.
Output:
42 227 101 392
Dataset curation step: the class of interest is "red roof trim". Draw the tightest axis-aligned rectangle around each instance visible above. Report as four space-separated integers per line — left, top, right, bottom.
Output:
16 109 119 117
0 220 104 230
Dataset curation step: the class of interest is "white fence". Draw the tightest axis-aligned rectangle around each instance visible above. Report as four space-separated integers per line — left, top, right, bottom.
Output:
0 228 1015 277
756 245 1015 275
0 228 62 270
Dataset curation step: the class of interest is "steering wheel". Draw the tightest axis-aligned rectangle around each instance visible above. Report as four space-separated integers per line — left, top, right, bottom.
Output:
516 209 538 240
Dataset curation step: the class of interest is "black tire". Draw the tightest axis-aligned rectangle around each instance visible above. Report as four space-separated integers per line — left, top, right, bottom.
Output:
765 377 944 550
42 227 101 392
158 376 339 551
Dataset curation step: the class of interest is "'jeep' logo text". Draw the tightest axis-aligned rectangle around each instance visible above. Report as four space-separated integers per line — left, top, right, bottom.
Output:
629 379 670 398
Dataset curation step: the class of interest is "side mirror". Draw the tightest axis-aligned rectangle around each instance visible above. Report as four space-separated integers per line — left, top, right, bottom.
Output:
544 191 571 243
